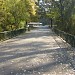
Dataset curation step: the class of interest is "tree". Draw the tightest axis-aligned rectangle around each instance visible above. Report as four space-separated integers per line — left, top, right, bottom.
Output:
0 0 38 31
50 0 75 34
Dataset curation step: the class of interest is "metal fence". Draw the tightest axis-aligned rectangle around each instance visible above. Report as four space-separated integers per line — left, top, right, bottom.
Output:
0 28 26 41
53 28 75 47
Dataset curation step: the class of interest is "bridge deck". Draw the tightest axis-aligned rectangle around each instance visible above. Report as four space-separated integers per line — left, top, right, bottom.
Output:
0 26 75 75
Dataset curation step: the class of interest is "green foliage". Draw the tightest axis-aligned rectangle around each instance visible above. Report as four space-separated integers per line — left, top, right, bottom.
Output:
0 0 37 32
50 0 75 35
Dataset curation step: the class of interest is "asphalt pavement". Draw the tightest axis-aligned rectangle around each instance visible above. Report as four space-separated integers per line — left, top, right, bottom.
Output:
0 25 75 75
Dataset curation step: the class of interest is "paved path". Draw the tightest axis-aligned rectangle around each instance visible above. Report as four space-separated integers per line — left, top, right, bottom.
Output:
0 26 75 75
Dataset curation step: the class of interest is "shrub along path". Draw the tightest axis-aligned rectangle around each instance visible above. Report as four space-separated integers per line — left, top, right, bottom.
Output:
0 25 75 75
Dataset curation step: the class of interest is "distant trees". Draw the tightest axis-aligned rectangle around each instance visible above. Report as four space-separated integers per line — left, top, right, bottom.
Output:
54 0 75 35
45 0 75 35
1 0 75 35
0 0 38 32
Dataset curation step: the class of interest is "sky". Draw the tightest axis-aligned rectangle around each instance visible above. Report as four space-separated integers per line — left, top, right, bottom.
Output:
40 0 43 3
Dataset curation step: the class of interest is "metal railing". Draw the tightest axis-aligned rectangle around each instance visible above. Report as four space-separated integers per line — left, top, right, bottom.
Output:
0 28 26 41
53 28 75 47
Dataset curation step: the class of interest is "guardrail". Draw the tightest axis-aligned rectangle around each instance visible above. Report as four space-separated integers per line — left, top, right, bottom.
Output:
0 28 26 41
53 28 75 47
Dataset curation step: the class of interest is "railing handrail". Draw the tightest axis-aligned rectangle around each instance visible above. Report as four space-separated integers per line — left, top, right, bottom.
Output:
53 28 75 47
0 28 26 41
